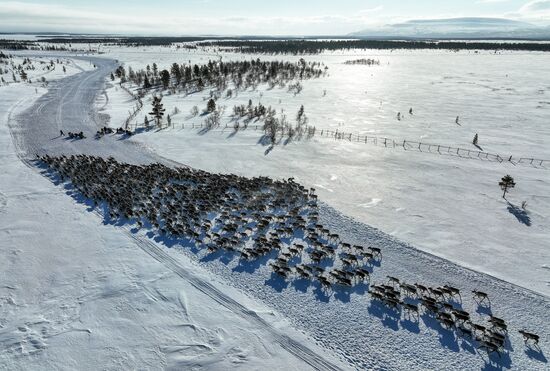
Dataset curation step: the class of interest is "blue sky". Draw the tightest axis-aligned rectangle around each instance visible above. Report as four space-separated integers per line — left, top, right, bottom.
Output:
1 0 550 35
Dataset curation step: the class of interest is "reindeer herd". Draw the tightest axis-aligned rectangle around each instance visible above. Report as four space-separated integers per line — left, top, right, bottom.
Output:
37 154 541 361
366 276 540 358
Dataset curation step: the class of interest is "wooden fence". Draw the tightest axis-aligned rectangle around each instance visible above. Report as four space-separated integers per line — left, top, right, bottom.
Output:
124 119 549 169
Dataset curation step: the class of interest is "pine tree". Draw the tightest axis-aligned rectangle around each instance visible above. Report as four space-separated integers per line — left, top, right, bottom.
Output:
160 70 170 88
144 116 150 128
143 76 151 89
473 133 479 146
296 105 307 126
207 98 216 113
166 114 172 127
171 63 182 84
110 72 115 81
499 175 515 199
115 66 125 78
149 96 165 127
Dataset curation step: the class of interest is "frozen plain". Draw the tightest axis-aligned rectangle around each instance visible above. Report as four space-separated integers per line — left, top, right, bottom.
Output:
100 46 550 296
0 54 346 371
0 47 549 370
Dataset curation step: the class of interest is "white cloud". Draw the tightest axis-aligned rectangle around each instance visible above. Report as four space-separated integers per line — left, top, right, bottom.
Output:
358 6 384 15
521 0 550 11
518 0 550 18
477 0 510 3
0 1 385 35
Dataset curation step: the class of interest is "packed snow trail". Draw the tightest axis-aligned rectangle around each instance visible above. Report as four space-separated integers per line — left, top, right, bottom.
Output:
7 53 345 370
123 228 341 371
8 52 550 370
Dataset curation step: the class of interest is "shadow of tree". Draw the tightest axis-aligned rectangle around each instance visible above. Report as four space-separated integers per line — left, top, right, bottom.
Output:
507 202 531 226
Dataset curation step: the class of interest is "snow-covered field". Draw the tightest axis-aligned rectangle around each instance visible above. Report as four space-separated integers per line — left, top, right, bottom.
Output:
100 47 550 296
1 45 549 370
0 64 346 370
0 54 94 85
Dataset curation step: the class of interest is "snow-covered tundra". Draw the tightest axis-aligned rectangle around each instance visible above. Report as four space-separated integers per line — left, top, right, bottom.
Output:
1 45 549 370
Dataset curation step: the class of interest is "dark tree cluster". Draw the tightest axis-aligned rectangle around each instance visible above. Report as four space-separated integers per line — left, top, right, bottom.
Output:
344 58 380 66
117 58 326 94
196 40 550 54
38 36 230 46
0 40 34 50
0 39 78 52
232 100 274 120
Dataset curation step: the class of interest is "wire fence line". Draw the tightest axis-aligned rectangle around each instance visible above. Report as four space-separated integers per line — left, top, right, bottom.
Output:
125 119 549 169
119 83 144 130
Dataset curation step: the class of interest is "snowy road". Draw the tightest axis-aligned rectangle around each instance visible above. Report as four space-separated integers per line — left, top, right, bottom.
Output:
10 55 171 165
4 52 550 370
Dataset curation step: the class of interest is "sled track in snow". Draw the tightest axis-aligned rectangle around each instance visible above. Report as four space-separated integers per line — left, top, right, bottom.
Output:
123 227 342 371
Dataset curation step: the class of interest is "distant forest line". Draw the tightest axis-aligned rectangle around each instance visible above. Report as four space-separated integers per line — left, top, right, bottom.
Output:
197 40 550 54
2 38 550 53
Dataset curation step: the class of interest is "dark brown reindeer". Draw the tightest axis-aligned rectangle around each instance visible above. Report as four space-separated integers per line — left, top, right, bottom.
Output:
402 303 419 319
472 289 490 305
518 330 539 346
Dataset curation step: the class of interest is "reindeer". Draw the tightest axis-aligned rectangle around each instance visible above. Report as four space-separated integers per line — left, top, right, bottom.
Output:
518 330 539 346
477 340 502 358
471 323 487 336
402 303 419 319
318 276 332 292
452 309 470 324
386 276 400 287
415 283 429 296
368 246 382 259
472 289 490 305
457 325 473 338
354 268 370 283
368 290 384 301
400 283 418 298
489 316 508 333
383 296 401 309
